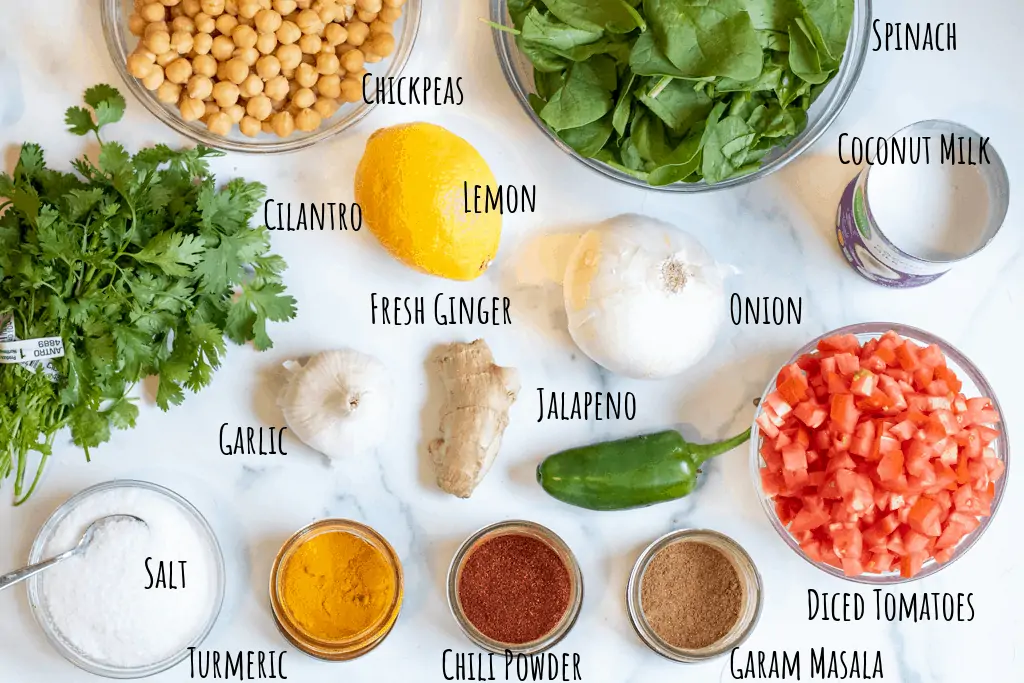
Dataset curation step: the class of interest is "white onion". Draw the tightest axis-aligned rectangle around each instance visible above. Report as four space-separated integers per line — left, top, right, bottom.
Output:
563 214 727 379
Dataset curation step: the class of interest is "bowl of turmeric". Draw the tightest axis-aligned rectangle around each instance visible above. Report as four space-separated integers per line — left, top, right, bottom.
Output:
269 519 403 660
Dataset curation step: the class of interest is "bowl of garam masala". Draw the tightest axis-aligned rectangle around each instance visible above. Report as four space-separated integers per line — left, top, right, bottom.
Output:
627 529 763 662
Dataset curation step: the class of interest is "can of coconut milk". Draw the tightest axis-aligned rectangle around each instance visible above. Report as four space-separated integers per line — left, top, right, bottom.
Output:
835 120 1009 288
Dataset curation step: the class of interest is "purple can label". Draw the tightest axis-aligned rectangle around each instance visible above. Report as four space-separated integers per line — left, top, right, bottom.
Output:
835 173 947 288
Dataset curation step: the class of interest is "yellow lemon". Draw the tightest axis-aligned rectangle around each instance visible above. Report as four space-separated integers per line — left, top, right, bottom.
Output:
354 123 501 281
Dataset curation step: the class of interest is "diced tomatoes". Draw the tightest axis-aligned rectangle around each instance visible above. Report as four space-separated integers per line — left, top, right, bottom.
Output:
757 330 1001 578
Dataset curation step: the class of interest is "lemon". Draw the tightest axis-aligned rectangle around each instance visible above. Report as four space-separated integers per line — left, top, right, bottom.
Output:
354 123 501 281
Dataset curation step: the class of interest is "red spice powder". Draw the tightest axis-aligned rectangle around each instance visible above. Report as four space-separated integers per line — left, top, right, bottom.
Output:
457 533 571 644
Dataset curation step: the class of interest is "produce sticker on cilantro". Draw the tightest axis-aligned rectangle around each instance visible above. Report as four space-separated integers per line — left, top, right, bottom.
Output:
492 0 855 186
0 85 297 505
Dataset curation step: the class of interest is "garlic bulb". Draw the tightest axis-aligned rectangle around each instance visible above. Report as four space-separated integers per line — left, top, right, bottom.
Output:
278 349 392 460
563 214 728 379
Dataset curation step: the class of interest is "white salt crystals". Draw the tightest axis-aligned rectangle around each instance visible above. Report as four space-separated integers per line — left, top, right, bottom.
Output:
36 482 222 671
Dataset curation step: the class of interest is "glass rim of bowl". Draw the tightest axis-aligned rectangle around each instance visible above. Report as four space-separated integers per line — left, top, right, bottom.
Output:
446 519 584 656
489 0 873 192
750 322 1011 584
269 518 404 661
101 0 422 154
27 479 226 680
625 528 763 663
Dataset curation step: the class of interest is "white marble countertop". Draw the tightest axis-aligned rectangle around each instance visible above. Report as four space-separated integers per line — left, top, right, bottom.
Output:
1 1 1022 681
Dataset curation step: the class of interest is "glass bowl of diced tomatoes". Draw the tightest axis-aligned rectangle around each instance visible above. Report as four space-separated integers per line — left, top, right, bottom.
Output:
751 323 1008 583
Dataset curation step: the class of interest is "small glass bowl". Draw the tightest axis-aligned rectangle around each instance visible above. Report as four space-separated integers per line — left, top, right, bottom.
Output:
446 520 584 655
751 322 1010 584
27 480 226 679
490 0 872 192
100 0 422 153
269 519 404 661
626 529 763 663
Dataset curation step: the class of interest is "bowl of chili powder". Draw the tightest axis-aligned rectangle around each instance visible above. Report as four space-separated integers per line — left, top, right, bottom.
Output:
447 520 583 654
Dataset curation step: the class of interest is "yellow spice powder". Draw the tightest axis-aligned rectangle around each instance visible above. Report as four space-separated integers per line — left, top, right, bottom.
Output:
281 530 396 641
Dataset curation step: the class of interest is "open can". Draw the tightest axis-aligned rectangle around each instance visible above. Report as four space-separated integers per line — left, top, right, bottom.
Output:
835 120 1009 288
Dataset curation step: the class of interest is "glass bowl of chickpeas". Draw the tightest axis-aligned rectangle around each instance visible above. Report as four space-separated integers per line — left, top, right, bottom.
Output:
103 0 420 153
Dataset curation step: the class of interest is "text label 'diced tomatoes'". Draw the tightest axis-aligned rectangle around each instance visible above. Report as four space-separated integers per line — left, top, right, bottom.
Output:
757 331 1003 578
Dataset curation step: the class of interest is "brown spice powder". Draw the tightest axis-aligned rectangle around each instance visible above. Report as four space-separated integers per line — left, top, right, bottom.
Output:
640 540 743 650
457 534 571 645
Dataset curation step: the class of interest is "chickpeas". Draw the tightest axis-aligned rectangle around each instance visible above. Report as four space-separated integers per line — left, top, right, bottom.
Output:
144 29 172 54
276 20 301 44
207 111 233 135
171 30 195 54
256 54 281 79
291 87 316 109
312 97 338 119
214 12 238 34
272 0 296 15
234 46 260 65
295 9 322 34
345 20 369 45
295 62 318 88
276 43 302 70
255 32 278 54
194 11 216 32
339 76 361 102
294 107 321 132
180 96 206 121
255 9 283 33
264 75 289 100
239 73 264 97
165 57 194 84
211 34 235 59
239 115 262 137
127 52 155 78
171 15 196 33
324 23 347 46
192 53 218 76
246 94 273 120
222 57 249 83
186 74 212 100
315 52 339 75
212 80 240 106
269 110 294 137
339 48 363 73
238 0 261 19
193 31 214 54
128 0 405 137
298 33 322 54
224 103 246 122
232 24 258 48
156 80 182 104
141 2 167 23
129 13 148 36
200 0 225 16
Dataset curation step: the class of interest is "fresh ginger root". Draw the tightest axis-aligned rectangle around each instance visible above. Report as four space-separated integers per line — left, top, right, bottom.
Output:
429 339 520 498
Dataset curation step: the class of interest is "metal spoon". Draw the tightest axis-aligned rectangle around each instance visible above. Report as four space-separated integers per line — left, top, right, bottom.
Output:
0 514 147 592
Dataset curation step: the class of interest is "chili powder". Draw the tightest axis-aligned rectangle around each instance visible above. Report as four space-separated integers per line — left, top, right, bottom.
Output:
457 533 571 644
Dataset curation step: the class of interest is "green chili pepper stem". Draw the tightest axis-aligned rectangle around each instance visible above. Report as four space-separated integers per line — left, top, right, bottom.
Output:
686 429 752 467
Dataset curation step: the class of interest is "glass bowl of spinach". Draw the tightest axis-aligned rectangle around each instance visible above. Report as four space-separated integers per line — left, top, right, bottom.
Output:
490 0 871 191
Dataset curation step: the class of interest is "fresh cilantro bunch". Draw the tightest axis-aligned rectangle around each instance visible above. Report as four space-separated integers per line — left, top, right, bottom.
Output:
0 85 297 504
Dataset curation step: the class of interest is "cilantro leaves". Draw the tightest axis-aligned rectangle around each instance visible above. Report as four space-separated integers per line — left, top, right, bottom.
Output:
0 85 297 504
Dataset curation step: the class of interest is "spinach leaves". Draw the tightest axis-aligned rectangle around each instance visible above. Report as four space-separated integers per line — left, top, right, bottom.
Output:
505 0 854 185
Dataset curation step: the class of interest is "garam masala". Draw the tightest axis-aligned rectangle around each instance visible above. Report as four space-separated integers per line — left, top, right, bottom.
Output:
640 540 742 650
281 531 396 641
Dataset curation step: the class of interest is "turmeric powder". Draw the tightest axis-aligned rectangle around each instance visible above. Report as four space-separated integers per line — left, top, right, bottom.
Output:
281 530 396 641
